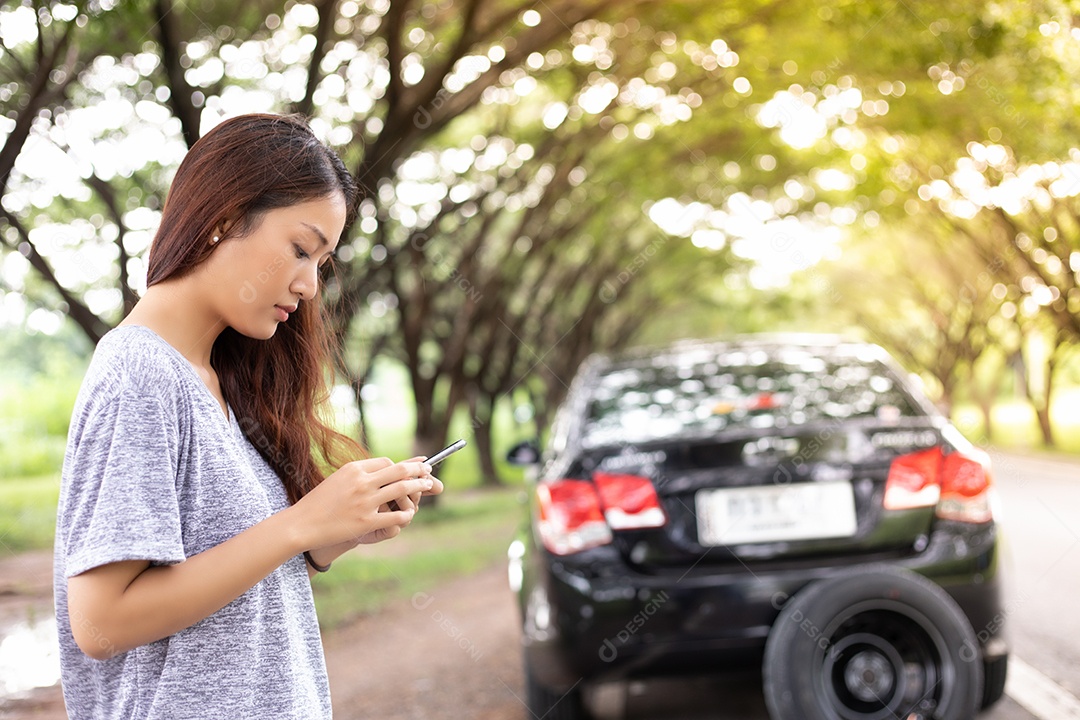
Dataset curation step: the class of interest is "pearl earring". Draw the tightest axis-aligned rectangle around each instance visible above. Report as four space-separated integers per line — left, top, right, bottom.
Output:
211 235 220 244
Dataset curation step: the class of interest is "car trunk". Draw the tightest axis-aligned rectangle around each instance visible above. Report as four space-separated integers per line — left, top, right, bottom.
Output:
576 419 947 568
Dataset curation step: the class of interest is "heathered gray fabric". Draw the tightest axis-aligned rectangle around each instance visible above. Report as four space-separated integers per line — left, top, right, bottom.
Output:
53 325 331 720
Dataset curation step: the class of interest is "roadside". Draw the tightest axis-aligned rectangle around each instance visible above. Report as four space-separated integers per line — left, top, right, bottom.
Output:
3 450 1080 719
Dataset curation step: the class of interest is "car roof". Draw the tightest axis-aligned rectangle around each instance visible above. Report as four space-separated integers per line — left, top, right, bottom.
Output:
588 333 889 370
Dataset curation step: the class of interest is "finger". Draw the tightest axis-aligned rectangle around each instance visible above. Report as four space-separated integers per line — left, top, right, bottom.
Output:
362 525 402 543
404 455 428 463
375 508 416 529
371 461 432 486
421 477 445 496
396 493 418 513
376 477 432 507
353 456 394 472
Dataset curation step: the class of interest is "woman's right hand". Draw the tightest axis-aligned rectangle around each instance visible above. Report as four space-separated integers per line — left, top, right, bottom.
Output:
288 457 433 551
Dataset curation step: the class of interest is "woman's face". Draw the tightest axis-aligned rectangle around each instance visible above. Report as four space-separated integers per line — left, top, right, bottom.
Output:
202 194 346 339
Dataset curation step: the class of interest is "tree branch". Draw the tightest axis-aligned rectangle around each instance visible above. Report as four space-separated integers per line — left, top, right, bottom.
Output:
85 174 139 315
294 0 340 118
154 0 202 148
0 210 110 343
0 18 76 197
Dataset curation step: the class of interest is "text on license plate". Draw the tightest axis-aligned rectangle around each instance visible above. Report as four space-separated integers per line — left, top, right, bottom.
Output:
695 481 857 546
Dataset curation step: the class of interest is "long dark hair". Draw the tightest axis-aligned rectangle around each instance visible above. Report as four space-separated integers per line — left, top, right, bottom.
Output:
146 113 363 504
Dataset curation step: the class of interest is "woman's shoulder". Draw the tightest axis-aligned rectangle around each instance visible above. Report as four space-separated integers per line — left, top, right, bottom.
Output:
79 325 194 408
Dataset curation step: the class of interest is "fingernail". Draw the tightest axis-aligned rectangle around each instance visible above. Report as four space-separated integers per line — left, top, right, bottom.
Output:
424 478 433 489
422 463 432 474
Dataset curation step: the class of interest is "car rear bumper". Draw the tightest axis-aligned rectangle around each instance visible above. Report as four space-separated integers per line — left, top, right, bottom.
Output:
517 520 1007 691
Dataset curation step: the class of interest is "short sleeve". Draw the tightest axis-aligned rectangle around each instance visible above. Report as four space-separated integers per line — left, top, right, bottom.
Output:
60 389 186 578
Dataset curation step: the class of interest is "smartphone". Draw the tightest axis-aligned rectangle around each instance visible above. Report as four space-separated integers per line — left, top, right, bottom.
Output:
426 438 467 467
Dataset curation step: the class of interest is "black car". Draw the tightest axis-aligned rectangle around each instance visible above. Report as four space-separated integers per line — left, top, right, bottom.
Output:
506 335 1007 720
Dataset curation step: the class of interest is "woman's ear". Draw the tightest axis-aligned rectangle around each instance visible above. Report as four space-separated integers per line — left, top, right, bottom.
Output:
214 216 239 242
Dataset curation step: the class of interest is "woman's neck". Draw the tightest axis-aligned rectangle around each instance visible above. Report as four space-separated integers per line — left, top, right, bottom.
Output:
118 281 225 370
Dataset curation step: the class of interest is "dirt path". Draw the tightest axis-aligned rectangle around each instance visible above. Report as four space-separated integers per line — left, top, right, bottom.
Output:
325 561 525 720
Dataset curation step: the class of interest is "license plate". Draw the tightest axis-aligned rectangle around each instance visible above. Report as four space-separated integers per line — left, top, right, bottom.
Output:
696 481 857 546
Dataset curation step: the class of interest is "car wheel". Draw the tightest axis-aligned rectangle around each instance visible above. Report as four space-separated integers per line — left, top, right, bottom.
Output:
981 654 1008 709
524 653 589 720
762 565 983 720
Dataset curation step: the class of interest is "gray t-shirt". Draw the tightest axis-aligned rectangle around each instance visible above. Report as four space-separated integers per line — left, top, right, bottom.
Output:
53 325 332 719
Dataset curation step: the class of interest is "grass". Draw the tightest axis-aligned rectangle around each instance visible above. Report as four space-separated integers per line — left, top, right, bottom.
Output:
0 474 61 553
309 487 524 629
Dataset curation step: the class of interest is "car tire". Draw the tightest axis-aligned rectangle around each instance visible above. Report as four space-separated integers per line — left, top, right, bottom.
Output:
981 654 1008 709
762 565 983 720
524 653 589 720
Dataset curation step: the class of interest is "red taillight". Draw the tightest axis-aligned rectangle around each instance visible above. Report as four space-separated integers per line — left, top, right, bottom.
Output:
883 446 993 523
534 474 668 555
938 451 993 523
593 472 668 530
535 480 612 555
883 448 942 510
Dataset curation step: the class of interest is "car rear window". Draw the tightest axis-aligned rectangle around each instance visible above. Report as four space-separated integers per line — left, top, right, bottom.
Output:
582 345 922 448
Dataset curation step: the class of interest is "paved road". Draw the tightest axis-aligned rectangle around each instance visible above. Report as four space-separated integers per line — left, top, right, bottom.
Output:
989 450 1080 716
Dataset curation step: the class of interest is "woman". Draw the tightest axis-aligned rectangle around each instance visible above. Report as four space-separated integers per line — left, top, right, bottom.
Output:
53 113 442 719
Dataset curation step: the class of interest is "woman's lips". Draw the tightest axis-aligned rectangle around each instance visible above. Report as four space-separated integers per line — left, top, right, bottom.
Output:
274 305 290 322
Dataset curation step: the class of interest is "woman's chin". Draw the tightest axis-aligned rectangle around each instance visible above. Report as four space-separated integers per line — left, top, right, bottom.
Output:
229 321 279 341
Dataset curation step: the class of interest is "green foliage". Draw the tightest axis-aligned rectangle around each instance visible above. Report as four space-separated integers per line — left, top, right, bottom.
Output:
4 0 1080 486
0 475 61 552
0 330 86 479
0 436 67 481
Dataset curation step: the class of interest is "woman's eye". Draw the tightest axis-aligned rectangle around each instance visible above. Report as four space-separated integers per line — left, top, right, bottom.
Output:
294 244 310 260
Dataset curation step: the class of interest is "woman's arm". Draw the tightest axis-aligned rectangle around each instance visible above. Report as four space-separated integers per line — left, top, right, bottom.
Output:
67 458 433 660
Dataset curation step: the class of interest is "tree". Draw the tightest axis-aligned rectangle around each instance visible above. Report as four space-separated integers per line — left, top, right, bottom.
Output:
4 0 1077 469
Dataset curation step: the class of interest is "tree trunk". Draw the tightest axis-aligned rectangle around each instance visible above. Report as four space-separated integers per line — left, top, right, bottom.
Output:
1036 346 1059 447
1020 340 1057 448
1035 406 1054 447
346 380 370 451
972 367 1005 444
474 420 502 487
977 399 995 443
468 391 502 487
413 415 449 507
526 384 549 441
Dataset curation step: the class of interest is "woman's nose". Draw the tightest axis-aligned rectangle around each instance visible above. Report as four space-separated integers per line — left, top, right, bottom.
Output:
290 264 318 301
